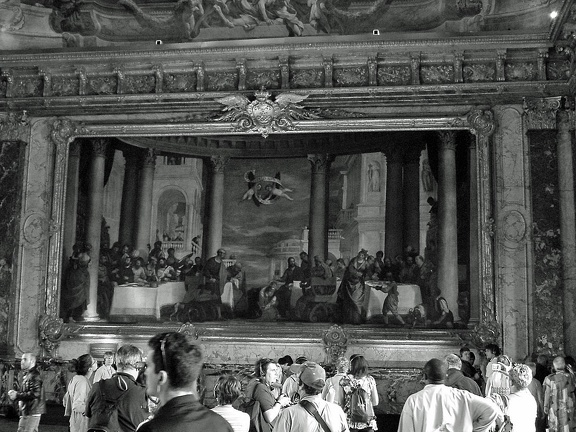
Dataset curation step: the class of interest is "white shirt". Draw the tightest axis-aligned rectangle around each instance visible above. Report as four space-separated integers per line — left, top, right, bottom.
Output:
505 388 537 432
398 384 502 432
92 365 115 383
211 404 250 432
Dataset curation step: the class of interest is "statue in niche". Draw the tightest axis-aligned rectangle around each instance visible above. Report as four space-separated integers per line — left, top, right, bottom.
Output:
367 162 380 192
166 202 187 241
421 159 434 192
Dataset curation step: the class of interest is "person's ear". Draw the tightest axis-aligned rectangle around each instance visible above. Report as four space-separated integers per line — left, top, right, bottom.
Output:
158 370 168 385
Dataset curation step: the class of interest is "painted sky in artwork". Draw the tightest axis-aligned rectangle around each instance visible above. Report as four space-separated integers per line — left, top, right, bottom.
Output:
222 157 343 288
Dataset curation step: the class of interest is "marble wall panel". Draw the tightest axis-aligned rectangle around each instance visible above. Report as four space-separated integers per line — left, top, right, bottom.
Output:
529 130 564 355
493 106 532 359
0 141 24 353
15 119 54 354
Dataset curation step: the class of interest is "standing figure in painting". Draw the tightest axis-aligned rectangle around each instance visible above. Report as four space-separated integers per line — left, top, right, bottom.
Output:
97 251 114 319
204 248 228 297
338 249 370 324
62 242 92 322
276 257 302 318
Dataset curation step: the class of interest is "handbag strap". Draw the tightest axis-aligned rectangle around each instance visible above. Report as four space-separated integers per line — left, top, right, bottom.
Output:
300 400 331 432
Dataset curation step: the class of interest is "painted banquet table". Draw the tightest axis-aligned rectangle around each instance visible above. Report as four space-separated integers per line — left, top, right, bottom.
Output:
109 281 186 319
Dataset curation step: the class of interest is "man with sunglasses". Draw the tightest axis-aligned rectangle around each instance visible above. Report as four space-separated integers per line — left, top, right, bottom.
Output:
86 344 148 432
137 332 233 432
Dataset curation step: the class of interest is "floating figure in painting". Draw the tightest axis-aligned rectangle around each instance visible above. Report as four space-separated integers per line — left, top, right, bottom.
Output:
240 170 294 206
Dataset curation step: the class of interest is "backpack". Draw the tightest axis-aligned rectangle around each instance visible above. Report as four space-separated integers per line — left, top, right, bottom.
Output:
237 381 262 432
87 378 130 432
341 376 374 423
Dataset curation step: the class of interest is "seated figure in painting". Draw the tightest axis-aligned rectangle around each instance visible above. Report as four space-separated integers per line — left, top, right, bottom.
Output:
165 248 178 267
156 257 177 282
148 241 165 262
118 255 134 285
427 288 454 328
145 257 159 285
338 249 369 324
132 257 147 285
258 281 279 321
293 256 338 322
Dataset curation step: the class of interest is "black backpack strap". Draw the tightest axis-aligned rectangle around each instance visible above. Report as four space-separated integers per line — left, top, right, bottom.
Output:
299 400 331 432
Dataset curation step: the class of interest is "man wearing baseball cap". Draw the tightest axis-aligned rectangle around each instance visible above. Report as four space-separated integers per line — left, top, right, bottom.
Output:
275 361 349 432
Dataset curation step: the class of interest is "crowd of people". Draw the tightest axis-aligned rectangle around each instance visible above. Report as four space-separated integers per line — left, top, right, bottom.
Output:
8 335 576 432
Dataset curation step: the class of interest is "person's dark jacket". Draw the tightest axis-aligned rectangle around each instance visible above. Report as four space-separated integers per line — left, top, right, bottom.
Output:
86 372 148 432
445 368 483 396
14 366 46 416
461 359 476 378
137 394 233 432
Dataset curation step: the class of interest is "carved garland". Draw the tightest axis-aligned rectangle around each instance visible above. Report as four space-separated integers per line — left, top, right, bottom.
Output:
467 109 499 346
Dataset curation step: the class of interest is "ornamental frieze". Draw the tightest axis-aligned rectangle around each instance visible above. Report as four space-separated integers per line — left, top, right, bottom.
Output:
420 64 454 84
206 71 238 92
164 73 197 93
124 75 156 95
290 69 324 89
246 70 281 91
504 62 538 81
333 67 368 87
547 60 571 81
463 63 496 83
87 76 117 96
377 66 411 86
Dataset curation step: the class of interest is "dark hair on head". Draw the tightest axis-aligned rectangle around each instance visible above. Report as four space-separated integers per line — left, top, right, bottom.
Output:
459 346 470 356
254 358 275 378
468 351 476 364
69 354 93 376
148 332 203 390
424 358 446 383
350 355 369 379
485 343 501 356
298 378 322 396
278 355 293 366
214 374 242 405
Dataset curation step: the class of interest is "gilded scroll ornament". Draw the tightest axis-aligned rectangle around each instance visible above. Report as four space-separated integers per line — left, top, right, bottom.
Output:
214 89 319 138
467 109 496 137
470 320 500 347
38 314 79 356
322 324 348 365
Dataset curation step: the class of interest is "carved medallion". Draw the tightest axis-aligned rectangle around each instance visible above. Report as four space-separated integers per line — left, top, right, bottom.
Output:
23 212 47 247
500 209 527 245
322 324 348 365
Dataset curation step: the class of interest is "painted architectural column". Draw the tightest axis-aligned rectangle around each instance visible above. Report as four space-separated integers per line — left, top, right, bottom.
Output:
308 153 332 260
403 147 422 253
468 138 480 323
437 131 459 321
118 149 140 247
206 155 229 258
134 149 156 258
63 141 81 264
557 109 576 354
385 149 403 259
85 138 109 319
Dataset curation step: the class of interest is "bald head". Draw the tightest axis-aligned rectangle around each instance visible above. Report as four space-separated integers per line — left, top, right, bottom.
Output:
424 358 446 384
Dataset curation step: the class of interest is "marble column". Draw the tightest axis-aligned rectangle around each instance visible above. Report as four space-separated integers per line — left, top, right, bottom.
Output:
206 155 229 258
134 149 156 258
118 149 140 247
385 149 403 259
468 139 480 323
437 131 459 321
85 138 109 320
557 109 576 354
403 147 421 253
307 154 331 260
63 141 81 263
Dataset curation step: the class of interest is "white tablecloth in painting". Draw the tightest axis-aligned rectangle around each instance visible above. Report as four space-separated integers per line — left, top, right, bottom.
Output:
110 282 186 319
366 283 421 319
